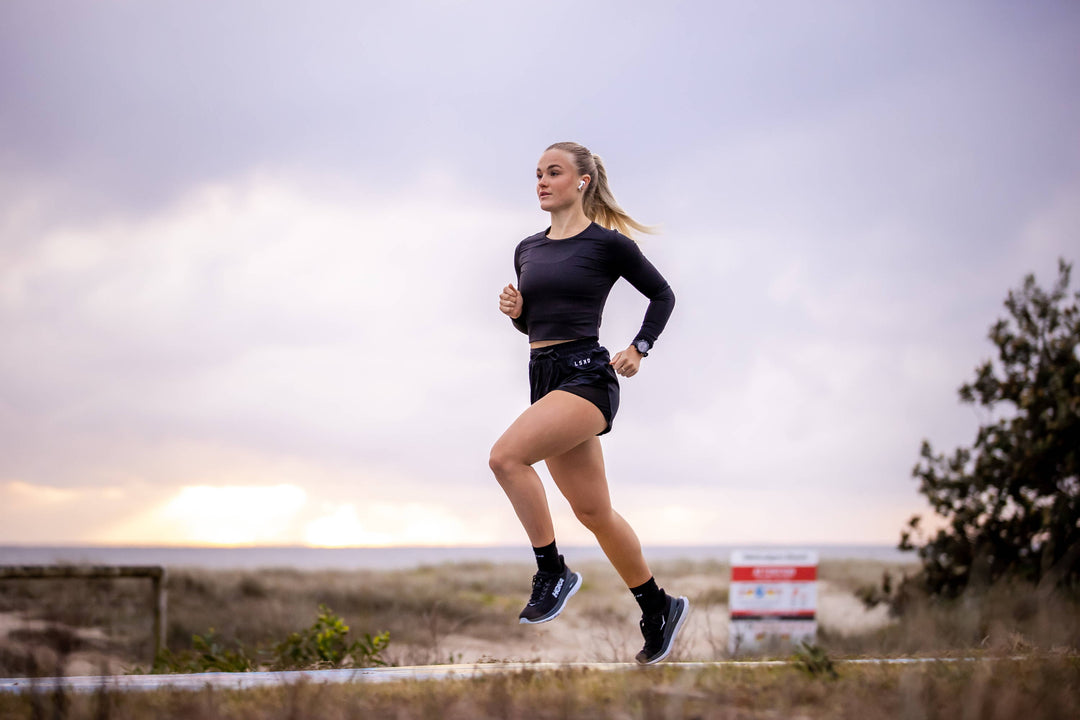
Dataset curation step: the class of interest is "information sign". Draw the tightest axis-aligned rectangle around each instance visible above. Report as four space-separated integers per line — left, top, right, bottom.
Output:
729 549 817 654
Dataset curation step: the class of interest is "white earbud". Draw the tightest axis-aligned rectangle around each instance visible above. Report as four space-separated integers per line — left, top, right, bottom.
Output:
577 180 586 191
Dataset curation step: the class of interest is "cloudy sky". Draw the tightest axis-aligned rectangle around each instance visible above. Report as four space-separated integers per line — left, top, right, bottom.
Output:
1 1 1077 549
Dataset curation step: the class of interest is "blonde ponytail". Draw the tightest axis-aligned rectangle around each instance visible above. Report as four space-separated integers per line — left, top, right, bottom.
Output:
545 142 655 238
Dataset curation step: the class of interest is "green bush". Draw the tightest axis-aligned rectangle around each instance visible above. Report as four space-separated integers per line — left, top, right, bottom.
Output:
273 604 390 670
904 259 1080 597
152 629 256 674
149 605 389 674
792 642 838 680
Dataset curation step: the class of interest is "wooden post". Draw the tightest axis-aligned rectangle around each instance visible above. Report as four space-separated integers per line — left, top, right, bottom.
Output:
0 565 168 662
152 568 167 660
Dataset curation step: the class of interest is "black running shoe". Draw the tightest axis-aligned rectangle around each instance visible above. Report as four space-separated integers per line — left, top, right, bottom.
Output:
518 558 581 624
635 593 689 664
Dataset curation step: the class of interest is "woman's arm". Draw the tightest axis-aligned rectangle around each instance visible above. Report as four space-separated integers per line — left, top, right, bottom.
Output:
613 237 675 349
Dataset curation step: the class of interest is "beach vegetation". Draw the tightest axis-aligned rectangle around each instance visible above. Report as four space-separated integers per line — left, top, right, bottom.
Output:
151 629 257 674
272 604 389 670
3 657 1078 719
2 556 1079 716
903 258 1080 597
146 605 389 674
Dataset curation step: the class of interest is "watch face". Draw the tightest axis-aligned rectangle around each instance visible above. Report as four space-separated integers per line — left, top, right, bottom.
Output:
635 340 650 354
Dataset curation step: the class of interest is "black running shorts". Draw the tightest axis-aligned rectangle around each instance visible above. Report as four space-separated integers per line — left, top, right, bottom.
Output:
528 337 620 435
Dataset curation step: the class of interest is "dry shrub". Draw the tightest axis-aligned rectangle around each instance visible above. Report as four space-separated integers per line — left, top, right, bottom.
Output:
159 562 535 662
0 575 160 673
4 564 532 675
5 558 1078 677
823 578 1080 656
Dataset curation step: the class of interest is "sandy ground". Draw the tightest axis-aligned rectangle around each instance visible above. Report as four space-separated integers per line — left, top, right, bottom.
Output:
398 577 895 665
0 611 127 676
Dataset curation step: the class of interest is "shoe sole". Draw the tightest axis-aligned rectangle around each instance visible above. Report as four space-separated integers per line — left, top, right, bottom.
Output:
638 596 690 665
519 571 582 624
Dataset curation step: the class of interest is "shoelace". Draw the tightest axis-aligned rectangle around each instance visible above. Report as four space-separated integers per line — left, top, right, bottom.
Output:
527 571 559 606
639 613 667 651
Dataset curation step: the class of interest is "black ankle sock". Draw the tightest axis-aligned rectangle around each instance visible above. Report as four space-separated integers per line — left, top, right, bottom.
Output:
532 541 563 574
630 577 666 616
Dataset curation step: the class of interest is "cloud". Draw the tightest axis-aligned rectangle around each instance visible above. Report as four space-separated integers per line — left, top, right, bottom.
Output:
4 480 80 506
0 171 531 465
0 481 134 543
0 158 1069 546
304 502 483 548
1 1 1078 548
1019 184 1080 270
101 484 308 546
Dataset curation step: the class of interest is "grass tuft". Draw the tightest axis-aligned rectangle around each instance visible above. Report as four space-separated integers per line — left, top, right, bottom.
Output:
3 659 1078 719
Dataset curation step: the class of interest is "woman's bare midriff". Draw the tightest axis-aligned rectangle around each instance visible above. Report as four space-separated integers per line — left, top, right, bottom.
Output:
529 338 580 349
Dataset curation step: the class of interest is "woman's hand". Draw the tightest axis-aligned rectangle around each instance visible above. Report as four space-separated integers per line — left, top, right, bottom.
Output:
499 283 523 319
610 345 644 377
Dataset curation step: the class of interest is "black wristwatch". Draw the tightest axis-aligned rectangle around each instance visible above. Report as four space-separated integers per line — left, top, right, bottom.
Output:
633 339 651 357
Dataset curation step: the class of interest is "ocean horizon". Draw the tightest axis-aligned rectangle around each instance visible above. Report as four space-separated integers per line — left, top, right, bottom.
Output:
0 543 915 570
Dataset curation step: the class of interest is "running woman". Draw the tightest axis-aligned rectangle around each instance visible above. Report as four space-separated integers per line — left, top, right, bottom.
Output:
490 141 689 665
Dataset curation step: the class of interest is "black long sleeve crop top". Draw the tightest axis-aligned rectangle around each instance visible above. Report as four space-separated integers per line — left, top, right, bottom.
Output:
510 222 675 347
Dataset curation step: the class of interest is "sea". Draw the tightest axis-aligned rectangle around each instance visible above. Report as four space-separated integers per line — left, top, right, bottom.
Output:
0 544 915 570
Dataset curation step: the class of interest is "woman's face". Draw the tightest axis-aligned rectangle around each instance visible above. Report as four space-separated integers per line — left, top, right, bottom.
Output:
536 148 586 213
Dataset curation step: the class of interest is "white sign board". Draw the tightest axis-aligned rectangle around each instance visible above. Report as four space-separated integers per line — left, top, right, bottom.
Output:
729 549 818 654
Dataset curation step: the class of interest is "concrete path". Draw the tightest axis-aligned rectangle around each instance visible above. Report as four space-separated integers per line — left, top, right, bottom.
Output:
0 658 981 695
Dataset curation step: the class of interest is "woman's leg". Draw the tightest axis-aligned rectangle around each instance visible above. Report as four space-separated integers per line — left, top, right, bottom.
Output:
545 436 653 588
489 390 607 546
547 434 690 665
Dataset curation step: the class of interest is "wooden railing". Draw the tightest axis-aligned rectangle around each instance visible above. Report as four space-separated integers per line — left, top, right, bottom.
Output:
0 565 167 660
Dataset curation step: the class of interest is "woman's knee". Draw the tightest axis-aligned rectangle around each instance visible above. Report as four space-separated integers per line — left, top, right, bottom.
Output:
489 443 524 480
573 503 614 532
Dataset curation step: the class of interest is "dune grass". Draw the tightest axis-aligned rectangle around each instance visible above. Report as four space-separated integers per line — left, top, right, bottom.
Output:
3 557 1080 718
2 657 1078 719
7 557 1080 671
2 558 921 674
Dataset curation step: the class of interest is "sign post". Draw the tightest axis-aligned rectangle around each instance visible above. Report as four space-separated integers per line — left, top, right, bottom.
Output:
729 549 817 655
